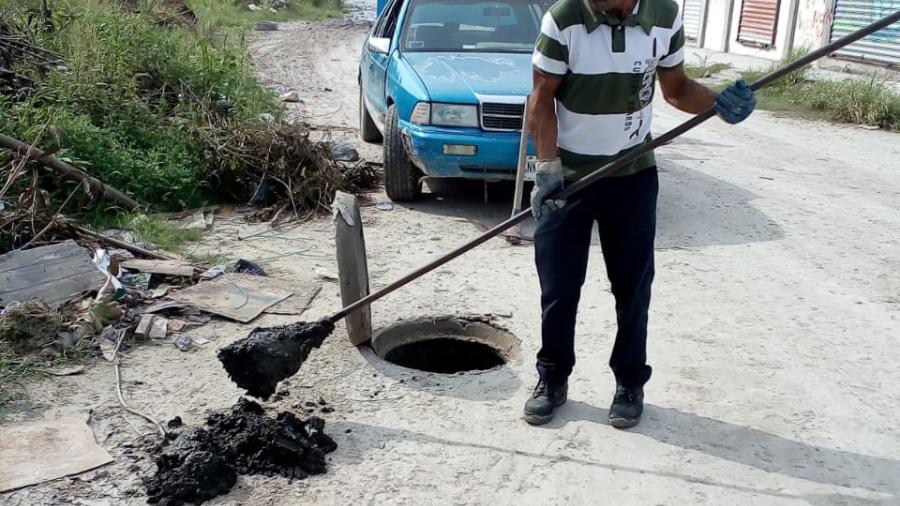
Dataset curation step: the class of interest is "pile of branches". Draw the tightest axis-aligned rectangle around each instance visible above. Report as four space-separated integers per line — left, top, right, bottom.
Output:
0 157 78 253
200 121 380 221
0 13 64 98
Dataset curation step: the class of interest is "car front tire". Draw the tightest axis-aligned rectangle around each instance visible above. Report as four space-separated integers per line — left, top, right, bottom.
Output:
383 105 422 202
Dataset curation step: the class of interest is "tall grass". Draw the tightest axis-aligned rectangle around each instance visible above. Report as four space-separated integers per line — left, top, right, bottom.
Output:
713 49 900 131
0 0 341 212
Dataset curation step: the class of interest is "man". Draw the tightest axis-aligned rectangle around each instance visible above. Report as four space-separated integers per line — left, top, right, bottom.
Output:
524 0 756 427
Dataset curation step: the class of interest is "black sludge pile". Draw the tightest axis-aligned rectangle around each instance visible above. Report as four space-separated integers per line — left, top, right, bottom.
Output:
145 398 337 506
218 319 335 399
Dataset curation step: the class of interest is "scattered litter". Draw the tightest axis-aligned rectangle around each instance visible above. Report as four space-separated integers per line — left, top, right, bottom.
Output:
174 334 193 352
375 202 393 211
327 140 360 162
150 285 171 299
121 272 151 291
0 418 113 492
322 87 333 92
136 315 156 338
92 249 124 300
167 318 192 333
144 300 189 315
170 274 293 323
316 269 338 282
99 337 117 361
0 240 107 308
37 366 85 376
233 259 267 277
181 210 215 231
200 265 226 280
145 399 336 505
279 90 302 102
256 21 279 31
120 259 195 277
257 112 276 124
247 3 261 10
149 317 168 339
759 176 775 180
193 336 211 346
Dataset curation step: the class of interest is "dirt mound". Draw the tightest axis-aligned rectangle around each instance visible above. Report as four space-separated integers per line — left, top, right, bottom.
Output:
145 398 337 506
218 319 334 399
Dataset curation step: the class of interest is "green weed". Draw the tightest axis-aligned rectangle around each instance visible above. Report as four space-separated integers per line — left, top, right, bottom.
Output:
715 49 900 130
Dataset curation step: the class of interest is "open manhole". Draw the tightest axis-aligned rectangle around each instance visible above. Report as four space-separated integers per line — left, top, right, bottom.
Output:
371 316 519 374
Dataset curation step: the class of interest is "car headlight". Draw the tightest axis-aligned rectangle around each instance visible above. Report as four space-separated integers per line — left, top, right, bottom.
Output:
409 102 479 128
432 103 479 127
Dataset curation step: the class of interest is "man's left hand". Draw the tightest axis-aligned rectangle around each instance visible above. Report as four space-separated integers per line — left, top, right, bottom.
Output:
715 80 757 124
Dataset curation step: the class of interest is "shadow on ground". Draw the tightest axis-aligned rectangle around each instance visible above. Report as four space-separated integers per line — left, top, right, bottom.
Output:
401 159 784 250
331 405 899 504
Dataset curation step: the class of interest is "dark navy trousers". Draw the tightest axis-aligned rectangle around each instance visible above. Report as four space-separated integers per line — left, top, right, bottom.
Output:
534 167 658 388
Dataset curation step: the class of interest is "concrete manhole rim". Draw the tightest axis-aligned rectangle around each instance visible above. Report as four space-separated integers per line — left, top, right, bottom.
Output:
370 315 521 373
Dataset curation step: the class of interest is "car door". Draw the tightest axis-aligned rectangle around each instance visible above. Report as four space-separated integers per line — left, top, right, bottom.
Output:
365 0 404 125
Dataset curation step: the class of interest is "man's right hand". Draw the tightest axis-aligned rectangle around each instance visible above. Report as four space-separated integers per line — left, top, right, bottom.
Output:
530 158 566 220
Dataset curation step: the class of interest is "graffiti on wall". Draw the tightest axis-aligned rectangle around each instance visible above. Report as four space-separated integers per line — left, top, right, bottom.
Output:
810 0 834 39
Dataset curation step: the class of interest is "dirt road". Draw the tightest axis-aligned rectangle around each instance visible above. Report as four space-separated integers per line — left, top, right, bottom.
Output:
4 2 900 505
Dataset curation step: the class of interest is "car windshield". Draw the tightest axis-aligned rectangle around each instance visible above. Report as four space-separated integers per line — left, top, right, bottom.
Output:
400 0 554 53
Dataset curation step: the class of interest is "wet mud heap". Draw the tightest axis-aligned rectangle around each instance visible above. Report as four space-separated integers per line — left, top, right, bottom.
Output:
218 319 335 399
385 338 505 373
145 398 336 506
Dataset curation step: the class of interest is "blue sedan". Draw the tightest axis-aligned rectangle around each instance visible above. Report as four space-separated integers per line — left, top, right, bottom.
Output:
359 0 553 201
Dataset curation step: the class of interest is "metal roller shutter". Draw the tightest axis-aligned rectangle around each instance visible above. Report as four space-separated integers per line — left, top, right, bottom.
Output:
830 0 900 65
683 0 705 42
737 0 781 47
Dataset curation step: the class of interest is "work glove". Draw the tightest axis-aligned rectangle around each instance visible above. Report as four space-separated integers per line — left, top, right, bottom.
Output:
530 158 566 220
715 79 757 124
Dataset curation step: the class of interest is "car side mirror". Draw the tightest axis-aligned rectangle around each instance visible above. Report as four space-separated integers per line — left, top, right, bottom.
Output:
368 36 390 54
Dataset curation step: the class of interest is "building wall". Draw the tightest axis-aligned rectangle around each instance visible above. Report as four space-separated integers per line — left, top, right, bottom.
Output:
726 0 799 60
792 0 835 51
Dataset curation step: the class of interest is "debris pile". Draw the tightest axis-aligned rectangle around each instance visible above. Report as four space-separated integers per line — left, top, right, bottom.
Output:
145 398 337 506
201 122 380 221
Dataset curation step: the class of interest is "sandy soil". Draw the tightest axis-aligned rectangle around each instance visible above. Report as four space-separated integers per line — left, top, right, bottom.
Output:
3 1 900 505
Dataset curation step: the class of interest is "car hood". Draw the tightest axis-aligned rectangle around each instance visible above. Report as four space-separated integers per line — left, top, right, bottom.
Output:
402 52 532 103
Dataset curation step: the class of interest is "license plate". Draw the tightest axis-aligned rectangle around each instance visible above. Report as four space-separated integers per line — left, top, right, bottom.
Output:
524 156 537 182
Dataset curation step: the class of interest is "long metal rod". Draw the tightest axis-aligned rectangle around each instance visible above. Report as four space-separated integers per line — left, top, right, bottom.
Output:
331 10 900 323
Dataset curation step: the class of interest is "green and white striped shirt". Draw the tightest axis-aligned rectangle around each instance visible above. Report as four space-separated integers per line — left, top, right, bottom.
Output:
533 0 685 178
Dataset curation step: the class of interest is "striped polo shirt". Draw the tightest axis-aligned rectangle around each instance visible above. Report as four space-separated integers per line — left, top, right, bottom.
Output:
532 0 685 179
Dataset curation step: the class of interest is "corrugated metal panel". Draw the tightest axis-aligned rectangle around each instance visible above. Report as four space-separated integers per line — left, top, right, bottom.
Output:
737 0 780 47
683 0 704 41
830 0 900 65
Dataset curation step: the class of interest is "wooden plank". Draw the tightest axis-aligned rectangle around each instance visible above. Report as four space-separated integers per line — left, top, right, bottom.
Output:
0 418 113 492
0 240 106 308
170 274 292 323
333 191 372 346
119 259 195 277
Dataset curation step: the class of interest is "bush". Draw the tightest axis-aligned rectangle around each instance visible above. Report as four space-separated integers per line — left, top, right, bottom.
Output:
0 0 328 212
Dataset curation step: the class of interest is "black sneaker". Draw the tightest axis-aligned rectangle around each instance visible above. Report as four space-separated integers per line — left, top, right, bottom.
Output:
608 384 644 429
523 380 568 425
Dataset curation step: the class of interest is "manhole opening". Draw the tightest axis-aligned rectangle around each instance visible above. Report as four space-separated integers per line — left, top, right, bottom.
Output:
385 338 505 374
371 316 519 374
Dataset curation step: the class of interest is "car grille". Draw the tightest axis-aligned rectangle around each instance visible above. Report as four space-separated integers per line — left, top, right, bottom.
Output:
480 102 524 131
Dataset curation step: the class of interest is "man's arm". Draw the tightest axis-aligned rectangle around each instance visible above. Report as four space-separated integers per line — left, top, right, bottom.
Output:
657 65 717 114
528 70 563 160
